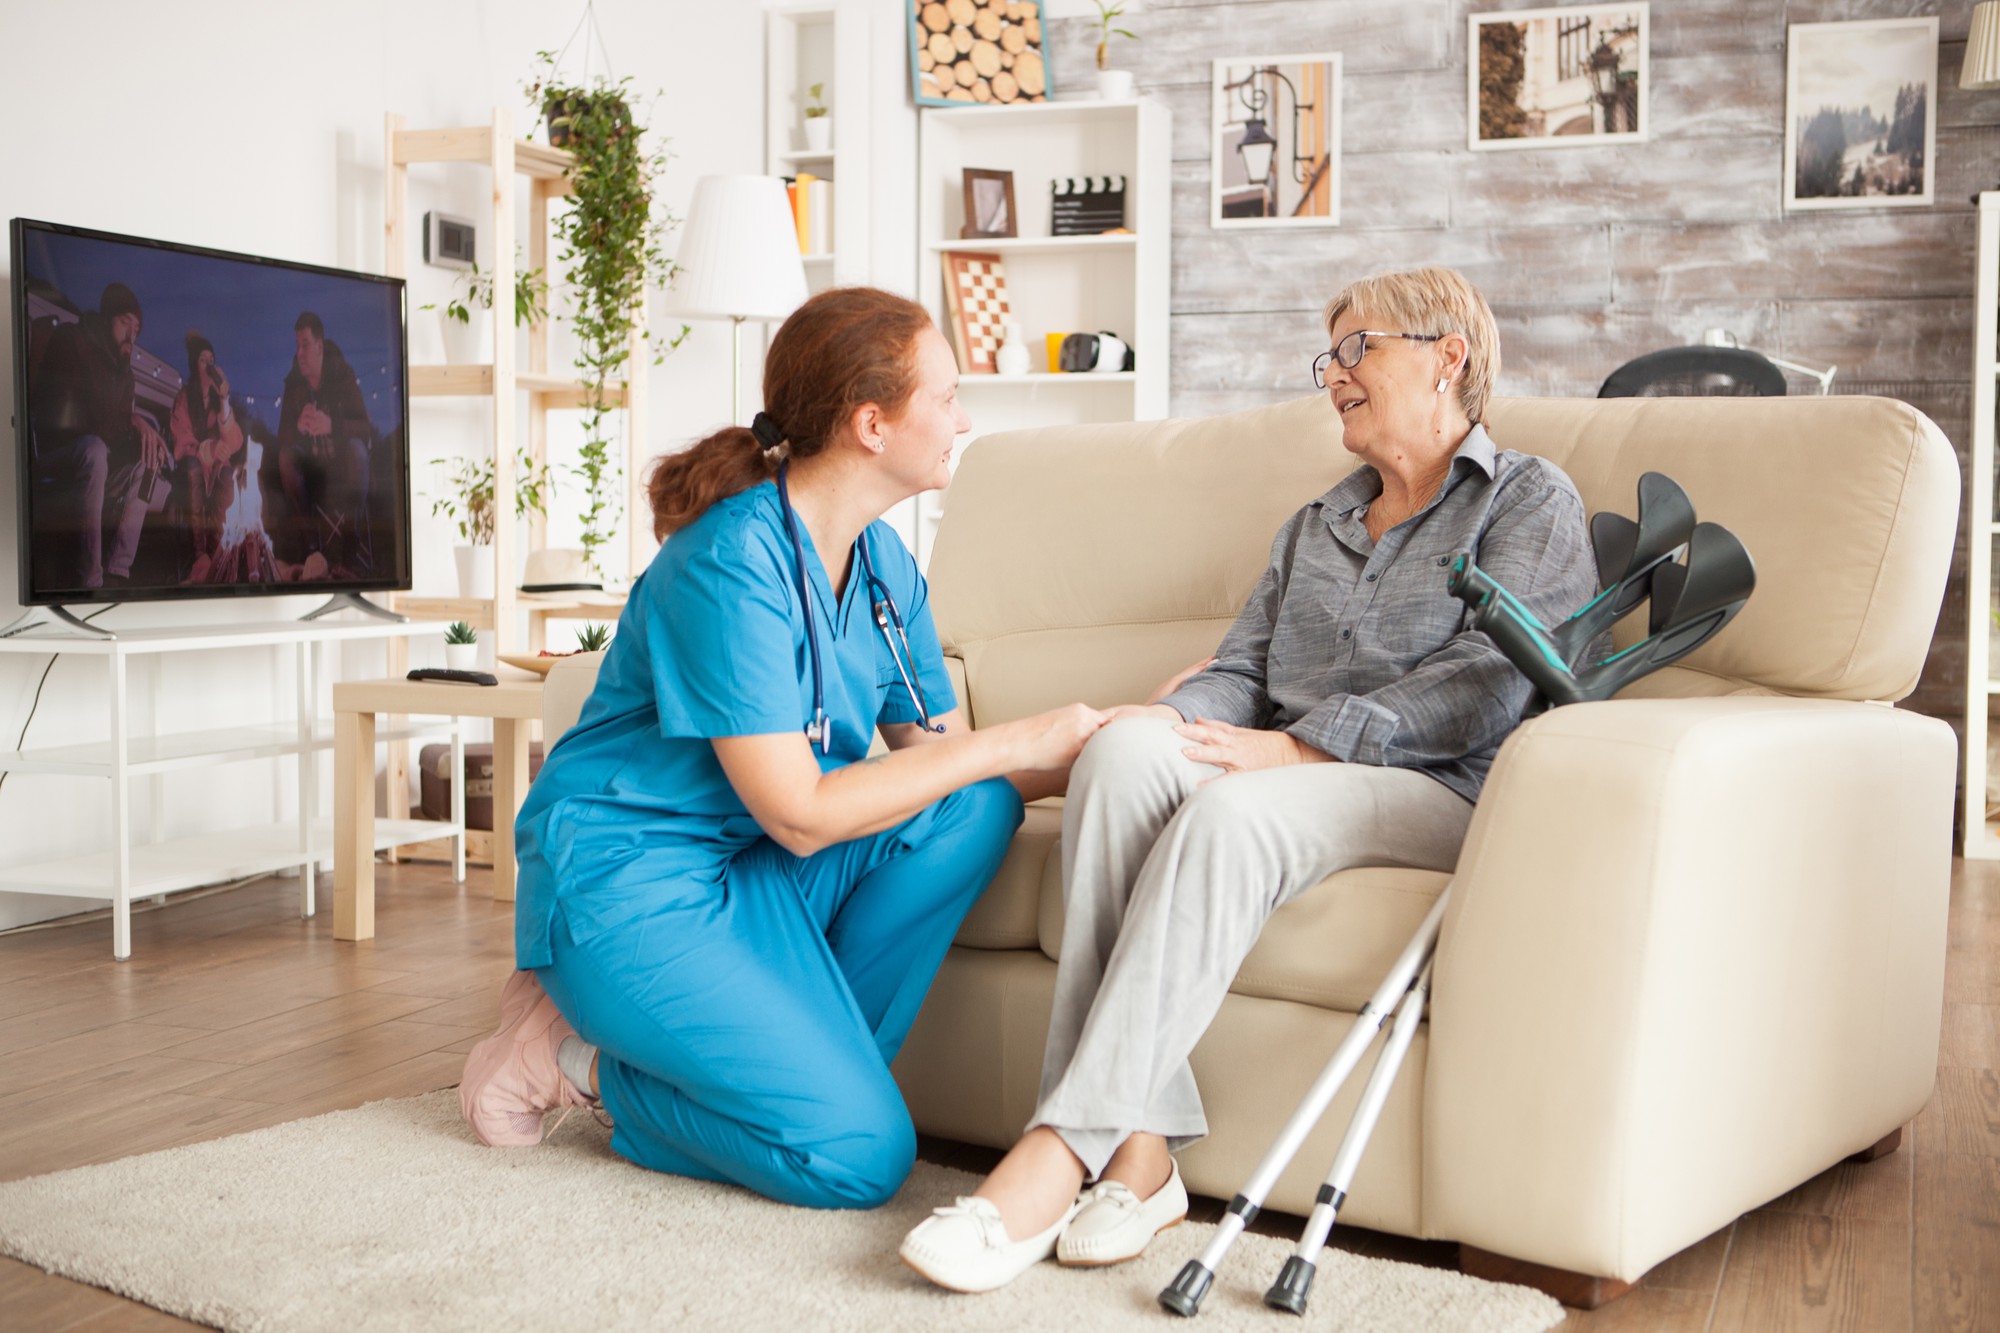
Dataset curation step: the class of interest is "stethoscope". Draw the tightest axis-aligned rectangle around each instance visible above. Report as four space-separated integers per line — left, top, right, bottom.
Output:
776 462 942 755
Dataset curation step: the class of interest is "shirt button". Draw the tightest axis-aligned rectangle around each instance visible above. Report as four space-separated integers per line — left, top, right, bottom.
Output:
1365 572 1377 582
1340 629 1351 640
1436 555 1450 566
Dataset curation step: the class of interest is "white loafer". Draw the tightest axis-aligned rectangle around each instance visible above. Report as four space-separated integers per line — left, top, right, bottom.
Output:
1056 1158 1188 1267
900 1195 1079 1294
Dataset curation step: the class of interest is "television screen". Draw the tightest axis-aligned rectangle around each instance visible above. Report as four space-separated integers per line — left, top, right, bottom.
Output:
11 218 410 606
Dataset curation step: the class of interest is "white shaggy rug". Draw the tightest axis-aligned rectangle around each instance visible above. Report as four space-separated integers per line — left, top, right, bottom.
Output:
0 1090 1564 1333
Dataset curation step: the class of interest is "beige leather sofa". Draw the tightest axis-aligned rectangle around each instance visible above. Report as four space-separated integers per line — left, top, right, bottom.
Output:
545 392 1958 1296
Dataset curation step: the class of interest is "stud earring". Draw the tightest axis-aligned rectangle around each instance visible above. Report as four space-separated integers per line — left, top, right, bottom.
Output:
1435 377 1449 394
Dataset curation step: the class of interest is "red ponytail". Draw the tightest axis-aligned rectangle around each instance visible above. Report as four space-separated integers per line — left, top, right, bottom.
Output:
645 286 934 536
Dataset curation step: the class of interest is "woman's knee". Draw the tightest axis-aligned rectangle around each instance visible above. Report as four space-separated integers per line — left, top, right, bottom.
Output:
795 1099 917 1209
1072 715 1186 792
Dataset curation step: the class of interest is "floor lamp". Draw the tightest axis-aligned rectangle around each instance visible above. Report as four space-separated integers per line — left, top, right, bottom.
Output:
663 175 810 425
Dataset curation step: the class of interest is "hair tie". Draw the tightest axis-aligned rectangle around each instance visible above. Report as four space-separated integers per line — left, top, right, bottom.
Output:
750 411 785 450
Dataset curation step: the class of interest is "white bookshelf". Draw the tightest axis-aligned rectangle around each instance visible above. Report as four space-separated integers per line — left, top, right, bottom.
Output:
914 95 1172 564
766 3 869 289
1966 191 2000 858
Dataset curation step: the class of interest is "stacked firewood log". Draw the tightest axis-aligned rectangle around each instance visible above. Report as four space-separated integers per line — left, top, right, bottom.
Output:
914 0 1048 104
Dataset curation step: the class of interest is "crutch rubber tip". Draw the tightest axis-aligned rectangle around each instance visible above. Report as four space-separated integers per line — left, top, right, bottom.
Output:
1263 1255 1316 1316
1158 1261 1213 1317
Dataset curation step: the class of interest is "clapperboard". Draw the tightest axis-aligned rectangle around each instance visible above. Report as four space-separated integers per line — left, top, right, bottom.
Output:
1050 176 1127 236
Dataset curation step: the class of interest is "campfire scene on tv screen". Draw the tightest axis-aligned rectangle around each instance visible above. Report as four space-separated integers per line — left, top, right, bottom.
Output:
17 227 406 599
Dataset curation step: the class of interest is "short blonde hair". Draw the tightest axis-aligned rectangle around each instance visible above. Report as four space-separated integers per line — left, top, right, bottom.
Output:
1323 267 1501 424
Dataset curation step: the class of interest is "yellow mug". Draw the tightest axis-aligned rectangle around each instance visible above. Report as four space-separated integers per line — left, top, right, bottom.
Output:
1045 332 1068 373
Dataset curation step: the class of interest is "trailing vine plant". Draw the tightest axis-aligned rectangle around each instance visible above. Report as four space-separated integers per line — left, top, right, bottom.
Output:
524 50 687 577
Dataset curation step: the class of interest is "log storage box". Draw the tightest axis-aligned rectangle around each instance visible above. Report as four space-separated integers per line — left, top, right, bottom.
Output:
420 742 546 832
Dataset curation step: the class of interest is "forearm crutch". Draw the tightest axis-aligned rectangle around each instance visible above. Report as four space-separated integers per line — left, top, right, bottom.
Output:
1263 959 1433 1315
1158 887 1450 1317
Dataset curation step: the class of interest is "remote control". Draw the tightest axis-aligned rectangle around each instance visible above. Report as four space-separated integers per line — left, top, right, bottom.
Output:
407 668 499 686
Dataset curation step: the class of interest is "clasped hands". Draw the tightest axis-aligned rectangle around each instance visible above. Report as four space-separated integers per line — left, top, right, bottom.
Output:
1104 656 1332 777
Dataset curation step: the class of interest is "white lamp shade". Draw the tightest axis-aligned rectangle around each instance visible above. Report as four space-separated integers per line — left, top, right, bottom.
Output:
663 175 808 322
1966 1 2000 90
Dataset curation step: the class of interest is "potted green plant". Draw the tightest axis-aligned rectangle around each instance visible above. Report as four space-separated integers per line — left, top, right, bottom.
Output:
431 448 557 600
803 81 831 153
422 255 549 365
443 620 479 671
1092 1 1138 100
523 52 687 581
575 621 612 654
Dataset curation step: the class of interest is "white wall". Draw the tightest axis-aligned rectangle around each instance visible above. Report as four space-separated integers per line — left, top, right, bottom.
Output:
0 0 767 930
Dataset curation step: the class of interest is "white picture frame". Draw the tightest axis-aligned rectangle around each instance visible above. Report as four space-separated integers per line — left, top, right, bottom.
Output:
1783 18 1938 212
1210 53 1342 229
1468 4 1649 152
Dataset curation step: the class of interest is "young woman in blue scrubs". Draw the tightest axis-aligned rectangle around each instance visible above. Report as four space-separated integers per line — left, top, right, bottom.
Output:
459 287 1108 1210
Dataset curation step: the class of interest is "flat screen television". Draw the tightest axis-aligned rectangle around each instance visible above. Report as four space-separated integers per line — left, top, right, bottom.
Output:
10 218 410 608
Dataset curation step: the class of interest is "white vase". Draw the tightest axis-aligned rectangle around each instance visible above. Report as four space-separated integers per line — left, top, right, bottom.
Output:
439 307 490 365
454 544 494 601
1095 69 1135 100
995 322 1030 376
804 115 832 153
443 642 479 671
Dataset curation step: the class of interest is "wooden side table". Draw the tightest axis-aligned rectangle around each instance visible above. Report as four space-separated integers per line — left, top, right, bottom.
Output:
332 674 544 940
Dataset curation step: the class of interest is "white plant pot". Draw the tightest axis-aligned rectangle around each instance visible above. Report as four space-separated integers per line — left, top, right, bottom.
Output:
439 308 490 366
1095 69 1135 100
454 544 495 601
804 115 832 153
444 642 479 671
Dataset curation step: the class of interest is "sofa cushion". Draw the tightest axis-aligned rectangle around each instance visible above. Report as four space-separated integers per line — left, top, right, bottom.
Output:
952 800 1059 950
931 394 1954 722
1038 861 1451 1014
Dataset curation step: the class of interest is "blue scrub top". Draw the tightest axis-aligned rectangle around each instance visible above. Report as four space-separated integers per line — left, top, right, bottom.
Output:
512 480 958 969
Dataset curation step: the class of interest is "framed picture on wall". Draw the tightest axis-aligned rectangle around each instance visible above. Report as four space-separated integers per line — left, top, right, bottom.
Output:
1783 18 1937 211
1468 3 1649 151
1210 53 1342 229
909 0 1050 107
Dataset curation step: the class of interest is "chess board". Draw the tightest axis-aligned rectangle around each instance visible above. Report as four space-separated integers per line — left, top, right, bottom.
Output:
942 251 1011 374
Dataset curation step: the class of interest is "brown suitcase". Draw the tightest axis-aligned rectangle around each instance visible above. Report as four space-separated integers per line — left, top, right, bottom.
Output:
418 741 546 831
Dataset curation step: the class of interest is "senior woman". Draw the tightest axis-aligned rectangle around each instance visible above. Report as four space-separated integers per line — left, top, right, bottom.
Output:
900 266 1600 1293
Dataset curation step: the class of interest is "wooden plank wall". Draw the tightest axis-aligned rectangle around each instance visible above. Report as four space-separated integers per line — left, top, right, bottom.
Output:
1044 0 1990 735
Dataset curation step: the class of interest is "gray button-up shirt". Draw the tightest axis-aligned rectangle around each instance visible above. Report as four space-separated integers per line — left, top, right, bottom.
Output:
1158 424 1597 803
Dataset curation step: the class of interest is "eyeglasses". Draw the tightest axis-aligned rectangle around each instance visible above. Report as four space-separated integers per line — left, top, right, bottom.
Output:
1312 331 1444 388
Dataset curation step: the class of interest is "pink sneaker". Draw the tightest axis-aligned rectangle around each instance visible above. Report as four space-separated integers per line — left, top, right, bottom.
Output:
459 969 591 1147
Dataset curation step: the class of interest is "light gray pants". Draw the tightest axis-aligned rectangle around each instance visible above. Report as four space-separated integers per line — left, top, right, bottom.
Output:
1031 716 1475 1177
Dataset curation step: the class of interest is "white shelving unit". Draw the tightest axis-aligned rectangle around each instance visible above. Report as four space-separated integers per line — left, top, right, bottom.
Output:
1965 190 2000 858
766 3 872 292
914 96 1172 564
0 620 459 958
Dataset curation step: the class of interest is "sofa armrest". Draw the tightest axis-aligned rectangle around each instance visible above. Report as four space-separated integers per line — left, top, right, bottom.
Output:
541 652 606 743
1424 695 1953 1280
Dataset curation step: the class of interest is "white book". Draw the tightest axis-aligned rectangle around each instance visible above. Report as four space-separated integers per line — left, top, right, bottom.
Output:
809 179 833 255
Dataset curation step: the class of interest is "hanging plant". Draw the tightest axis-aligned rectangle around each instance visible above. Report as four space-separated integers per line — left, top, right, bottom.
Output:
523 50 687 578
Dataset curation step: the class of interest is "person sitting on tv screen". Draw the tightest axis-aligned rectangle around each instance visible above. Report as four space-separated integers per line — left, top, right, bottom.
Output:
27 281 171 589
273 310 373 577
170 331 244 572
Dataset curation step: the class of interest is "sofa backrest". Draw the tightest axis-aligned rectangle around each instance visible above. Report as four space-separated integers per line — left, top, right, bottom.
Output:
926 394 1958 726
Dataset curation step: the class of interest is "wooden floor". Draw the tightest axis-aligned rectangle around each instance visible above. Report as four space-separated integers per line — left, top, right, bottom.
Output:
0 856 1995 1332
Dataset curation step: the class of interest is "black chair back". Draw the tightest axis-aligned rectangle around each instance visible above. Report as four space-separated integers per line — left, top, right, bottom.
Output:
1598 346 1788 398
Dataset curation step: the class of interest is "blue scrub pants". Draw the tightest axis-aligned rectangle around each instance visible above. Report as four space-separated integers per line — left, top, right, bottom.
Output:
537 777 1022 1210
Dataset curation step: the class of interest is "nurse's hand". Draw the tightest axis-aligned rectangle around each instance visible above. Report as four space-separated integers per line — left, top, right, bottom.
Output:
1006 703 1111 771
1175 719 1332 776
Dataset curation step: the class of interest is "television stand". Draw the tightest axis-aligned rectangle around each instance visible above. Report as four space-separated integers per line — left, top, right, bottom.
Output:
0 605 119 640
300 592 407 623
